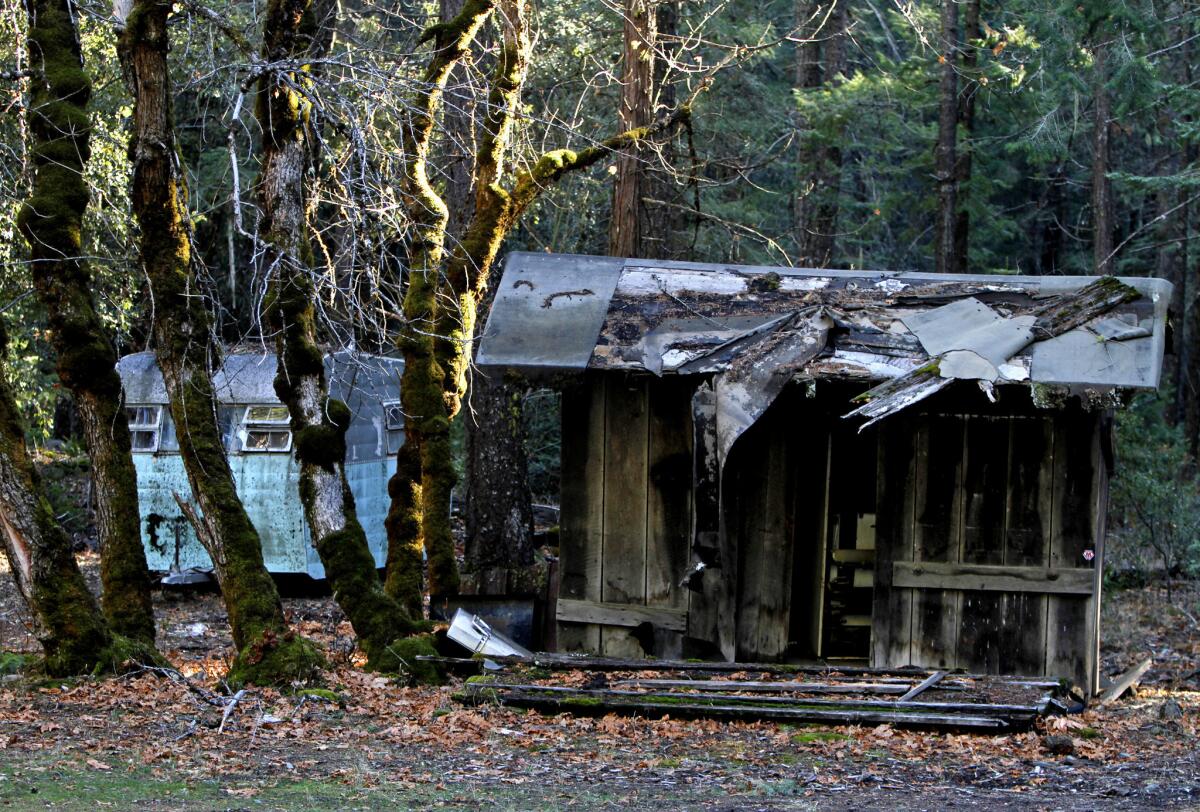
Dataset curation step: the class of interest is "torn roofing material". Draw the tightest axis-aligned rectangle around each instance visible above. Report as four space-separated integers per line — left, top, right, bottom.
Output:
478 252 1170 397
480 252 1169 466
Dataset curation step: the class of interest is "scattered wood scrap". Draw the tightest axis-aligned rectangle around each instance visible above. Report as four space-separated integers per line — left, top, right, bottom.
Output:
1096 658 1153 706
448 656 1072 732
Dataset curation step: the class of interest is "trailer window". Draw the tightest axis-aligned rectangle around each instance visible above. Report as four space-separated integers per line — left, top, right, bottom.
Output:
125 405 162 452
383 401 404 454
238 405 293 453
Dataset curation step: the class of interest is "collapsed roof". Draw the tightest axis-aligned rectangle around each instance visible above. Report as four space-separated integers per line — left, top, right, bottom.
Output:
480 251 1168 428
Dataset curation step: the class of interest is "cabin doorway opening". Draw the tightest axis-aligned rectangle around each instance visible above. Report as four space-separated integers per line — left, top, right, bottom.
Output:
793 422 878 661
730 383 878 664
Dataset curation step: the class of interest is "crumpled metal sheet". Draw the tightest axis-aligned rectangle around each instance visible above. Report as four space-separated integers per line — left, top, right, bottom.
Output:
901 297 1036 382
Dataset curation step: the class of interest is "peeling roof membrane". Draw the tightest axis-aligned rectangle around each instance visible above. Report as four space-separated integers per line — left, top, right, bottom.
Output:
479 252 1171 433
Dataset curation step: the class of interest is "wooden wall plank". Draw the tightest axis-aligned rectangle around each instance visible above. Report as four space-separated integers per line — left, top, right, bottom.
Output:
957 417 1009 673
893 562 1094 593
910 416 964 669
645 377 694 659
735 424 792 660
600 374 651 657
556 598 687 631
1046 409 1101 690
792 429 831 658
1001 416 1054 676
557 376 606 652
871 418 915 668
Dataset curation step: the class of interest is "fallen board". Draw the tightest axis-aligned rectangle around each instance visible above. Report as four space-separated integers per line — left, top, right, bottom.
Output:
428 652 1064 690
614 678 970 695
459 682 1042 731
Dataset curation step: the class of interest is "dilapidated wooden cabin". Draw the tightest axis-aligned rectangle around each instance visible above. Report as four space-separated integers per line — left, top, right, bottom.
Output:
477 252 1172 693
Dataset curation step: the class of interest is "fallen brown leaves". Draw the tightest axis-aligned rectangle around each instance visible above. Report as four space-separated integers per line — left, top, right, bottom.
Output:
1 562 1198 808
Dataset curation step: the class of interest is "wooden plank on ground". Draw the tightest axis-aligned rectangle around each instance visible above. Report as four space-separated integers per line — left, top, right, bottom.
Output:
613 679 959 695
600 374 651 657
645 377 694 659
898 670 946 702
557 377 606 653
462 684 1024 731
892 562 1094 594
556 598 687 631
1095 657 1152 705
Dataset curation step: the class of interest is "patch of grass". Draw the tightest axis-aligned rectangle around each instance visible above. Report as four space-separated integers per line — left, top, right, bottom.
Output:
0 752 755 811
1079 726 1102 740
791 730 851 744
296 687 345 705
0 651 28 676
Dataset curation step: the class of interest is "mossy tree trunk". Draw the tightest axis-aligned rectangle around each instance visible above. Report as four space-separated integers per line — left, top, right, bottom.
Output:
384 0 496 611
118 0 322 685
0 321 155 675
257 0 425 669
384 0 693 610
17 0 156 646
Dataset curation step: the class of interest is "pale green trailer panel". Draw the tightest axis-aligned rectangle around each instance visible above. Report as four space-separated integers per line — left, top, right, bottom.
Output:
116 350 404 579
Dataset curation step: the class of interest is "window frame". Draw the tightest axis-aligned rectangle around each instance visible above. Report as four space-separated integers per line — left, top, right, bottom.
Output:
125 404 163 453
237 404 294 454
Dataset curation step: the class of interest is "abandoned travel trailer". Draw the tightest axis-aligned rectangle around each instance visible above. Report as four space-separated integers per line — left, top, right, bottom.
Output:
116 350 404 580
477 252 1171 695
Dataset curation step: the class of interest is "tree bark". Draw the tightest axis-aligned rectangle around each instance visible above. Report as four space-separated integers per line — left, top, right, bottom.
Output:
0 320 151 675
934 0 959 274
1092 38 1113 275
118 0 321 685
794 0 847 267
609 0 657 258
952 0 980 274
385 0 496 610
257 0 425 669
17 0 156 645
384 0 693 612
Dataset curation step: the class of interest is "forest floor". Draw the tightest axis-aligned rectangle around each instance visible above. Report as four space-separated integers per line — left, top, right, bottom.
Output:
0 555 1198 811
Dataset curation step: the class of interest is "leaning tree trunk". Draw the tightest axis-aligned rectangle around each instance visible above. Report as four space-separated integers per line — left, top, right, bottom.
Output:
384 0 495 611
0 321 157 675
257 0 427 670
18 0 156 644
385 0 695 613
933 0 959 274
118 0 321 685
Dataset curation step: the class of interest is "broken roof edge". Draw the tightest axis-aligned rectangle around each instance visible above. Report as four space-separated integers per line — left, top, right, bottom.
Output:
476 251 1173 382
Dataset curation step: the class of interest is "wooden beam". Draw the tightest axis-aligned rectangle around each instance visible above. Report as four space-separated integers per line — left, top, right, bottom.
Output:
556 598 688 632
615 678 967 695
893 561 1094 594
898 670 946 701
1095 657 1152 705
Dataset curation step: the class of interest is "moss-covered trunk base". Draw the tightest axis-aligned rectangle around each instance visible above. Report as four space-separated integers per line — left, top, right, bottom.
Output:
227 631 325 687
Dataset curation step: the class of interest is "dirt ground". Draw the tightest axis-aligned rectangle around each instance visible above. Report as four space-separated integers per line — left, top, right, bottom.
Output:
1 555 1198 811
